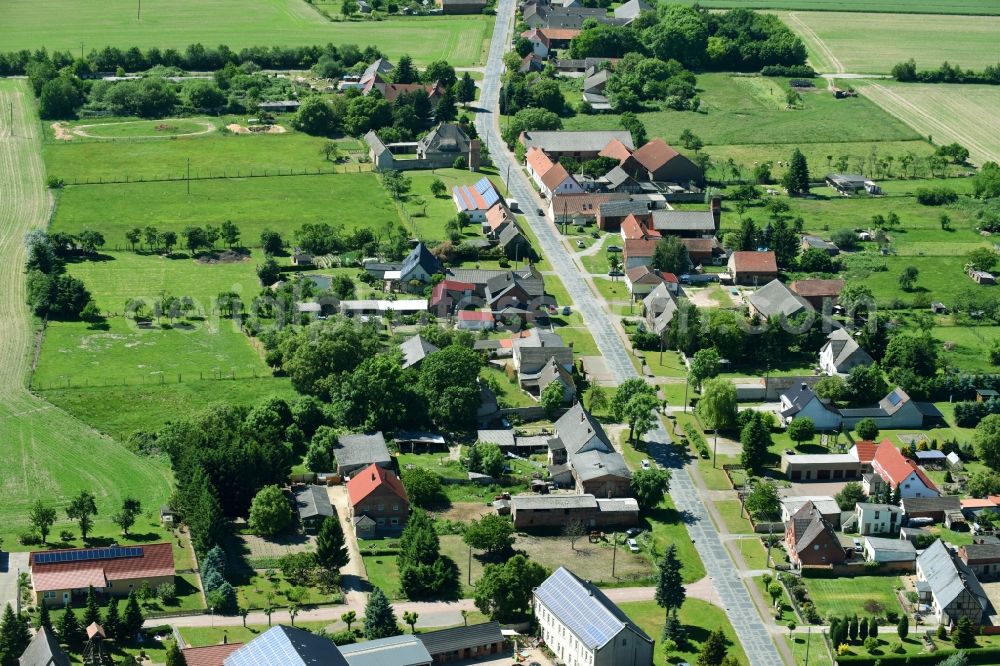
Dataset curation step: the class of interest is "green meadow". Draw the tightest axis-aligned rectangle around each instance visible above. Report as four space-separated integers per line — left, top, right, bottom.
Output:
674 0 1000 14
0 0 491 66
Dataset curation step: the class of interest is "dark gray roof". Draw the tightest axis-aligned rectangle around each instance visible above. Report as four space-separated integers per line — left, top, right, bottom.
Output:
400 243 443 279
334 432 391 469
749 280 812 319
294 485 334 521
781 383 834 418
901 496 961 513
418 123 472 155
790 502 839 552
534 567 652 649
554 403 614 457
963 543 1000 562
416 622 504 656
650 210 716 233
521 130 634 154
399 334 439 369
224 625 348 666
498 223 528 250
340 634 432 666
583 68 610 93
917 540 989 612
477 429 516 448
572 449 630 481
19 627 70 666
599 200 650 218
822 329 873 371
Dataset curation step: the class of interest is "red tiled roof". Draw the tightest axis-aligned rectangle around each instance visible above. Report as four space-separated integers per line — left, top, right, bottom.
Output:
730 251 777 273
790 279 845 298
872 440 939 492
853 440 878 464
540 162 573 190
626 266 676 285
624 238 657 259
525 146 555 178
632 138 681 173
181 643 243 666
431 279 475 304
454 184 489 212
550 193 616 217
539 28 582 41
458 309 495 321
620 214 659 241
600 138 633 163
485 203 511 231
30 543 175 593
962 498 997 509
347 463 408 507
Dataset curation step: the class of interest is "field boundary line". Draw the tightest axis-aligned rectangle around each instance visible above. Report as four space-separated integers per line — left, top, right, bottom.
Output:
784 12 844 74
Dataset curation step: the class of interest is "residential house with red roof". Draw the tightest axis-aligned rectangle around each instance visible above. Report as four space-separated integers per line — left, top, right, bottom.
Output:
30 543 175 607
627 139 703 186
727 251 778 286
619 213 659 242
181 643 243 666
520 28 582 57
457 309 496 331
871 440 940 499
430 279 479 316
625 266 677 299
347 463 410 538
790 279 845 310
525 147 583 198
623 239 658 271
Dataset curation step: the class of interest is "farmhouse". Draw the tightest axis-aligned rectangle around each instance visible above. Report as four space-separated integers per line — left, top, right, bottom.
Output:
780 496 842 526
453 178 504 223
623 238 658 271
598 200 655 231
333 432 392 477
779 382 842 430
614 0 651 20
535 567 654 666
548 403 631 497
748 280 812 321
784 501 847 568
819 328 873 376
347 463 409 538
790 279 844 310
520 28 582 57
429 279 477 316
840 387 944 430
960 542 1000 581
293 485 334 532
620 213 659 241
855 502 902 535
870 440 940 499
649 209 718 237
800 236 840 256
627 138 703 186
30 544 175 607
915 540 990 626
509 494 639 529
364 243 443 291
519 130 634 161
899 496 961 522
416 623 506 663
642 282 678 336
681 237 723 266
726 251 778 286
625 265 677 299
364 123 480 172
863 537 916 566
525 147 584 198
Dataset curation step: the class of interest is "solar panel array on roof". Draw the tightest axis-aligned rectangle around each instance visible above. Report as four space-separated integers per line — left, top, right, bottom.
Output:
475 177 500 209
34 546 143 565
535 567 625 649
888 391 902 406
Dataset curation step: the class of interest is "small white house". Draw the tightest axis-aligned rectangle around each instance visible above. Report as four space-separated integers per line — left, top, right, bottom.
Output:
779 383 842 430
855 502 903 535
863 536 916 564
820 329 873 376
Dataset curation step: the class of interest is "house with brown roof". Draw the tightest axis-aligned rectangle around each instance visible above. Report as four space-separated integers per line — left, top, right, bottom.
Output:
960 541 1000 580
627 139 703 186
549 192 618 226
790 279 844 310
520 130 634 161
625 265 677 299
784 501 848 568
620 213 659 242
181 643 243 666
30 544 175 607
623 238 658 271
727 251 778 286
525 146 583 198
347 463 410 538
520 28 582 57
680 238 722 266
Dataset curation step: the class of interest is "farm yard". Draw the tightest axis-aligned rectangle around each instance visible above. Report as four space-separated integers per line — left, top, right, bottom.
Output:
858 82 1000 164
780 11 1000 73
0 0 492 66
0 80 173 541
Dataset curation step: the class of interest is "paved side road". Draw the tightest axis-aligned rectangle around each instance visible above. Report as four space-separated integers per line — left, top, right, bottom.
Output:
475 3 787 665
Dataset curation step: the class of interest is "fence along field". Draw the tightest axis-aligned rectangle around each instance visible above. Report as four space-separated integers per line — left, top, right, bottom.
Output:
858 82 1000 165
779 11 1000 74
0 0 491 66
0 79 172 537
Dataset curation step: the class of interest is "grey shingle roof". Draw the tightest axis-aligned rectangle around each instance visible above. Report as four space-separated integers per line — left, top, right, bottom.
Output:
418 123 472 155
614 0 650 19
963 543 1000 562
400 243 443 280
748 280 811 319
19 627 70 666
334 432 391 470
599 199 650 218
822 329 873 371
340 634 432 666
534 567 652 650
572 449 630 481
416 622 504 656
293 485 334 521
399 334 439 369
521 130 634 154
477 429 516 448
554 403 613 457
917 540 989 612
901 496 961 513
650 210 716 233
512 494 598 510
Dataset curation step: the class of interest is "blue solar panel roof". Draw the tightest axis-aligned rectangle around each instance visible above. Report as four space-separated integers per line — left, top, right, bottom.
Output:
224 625 348 666
475 177 500 208
34 546 142 566
887 391 902 406
535 567 644 649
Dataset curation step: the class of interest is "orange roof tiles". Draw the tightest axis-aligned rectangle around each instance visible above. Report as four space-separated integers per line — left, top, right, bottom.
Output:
620 214 660 241
181 643 244 666
730 251 777 273
624 238 658 259
599 138 634 163
872 440 939 492
540 162 573 190
526 146 555 178
632 138 681 173
347 463 408 507
853 440 879 464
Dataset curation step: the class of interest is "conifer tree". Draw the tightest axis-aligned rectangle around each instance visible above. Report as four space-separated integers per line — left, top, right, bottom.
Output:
315 515 350 571
363 587 399 640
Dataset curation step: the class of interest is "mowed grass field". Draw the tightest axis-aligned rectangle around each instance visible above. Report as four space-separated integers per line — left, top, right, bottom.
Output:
0 0 491 66
563 74 921 147
803 576 904 620
858 82 1000 165
618 599 748 666
673 0 1000 14
780 11 1000 73
0 79 172 536
51 171 400 244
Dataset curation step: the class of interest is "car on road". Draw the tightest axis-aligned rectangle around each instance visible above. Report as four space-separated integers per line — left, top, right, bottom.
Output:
508 199 520 212
641 459 651 469
537 208 544 215
853 538 863 552
561 305 571 315
627 538 640 552
607 245 622 252
608 269 623 277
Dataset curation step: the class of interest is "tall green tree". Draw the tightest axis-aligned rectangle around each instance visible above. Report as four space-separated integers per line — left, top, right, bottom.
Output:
630 467 672 512
121 591 144 640
66 490 98 541
248 485 293 537
83 586 101 627
363 587 399 639
315 515 350 571
610 378 656 423
954 616 976 648
743 481 780 521
472 554 547 623
103 598 120 641
463 514 515 554
697 629 728 666
654 544 686 616
57 604 82 647
393 55 418 84
29 500 56 544
112 496 142 536
688 348 721 392
624 393 659 444
782 148 810 195
0 603 30 666
696 378 737 431
740 413 772 474
36 603 52 633
165 641 188 666
540 381 566 419
974 414 1000 471
651 236 692 275
456 72 476 107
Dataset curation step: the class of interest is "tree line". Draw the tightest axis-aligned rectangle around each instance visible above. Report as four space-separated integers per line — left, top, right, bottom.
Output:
892 59 1000 85
24 230 98 321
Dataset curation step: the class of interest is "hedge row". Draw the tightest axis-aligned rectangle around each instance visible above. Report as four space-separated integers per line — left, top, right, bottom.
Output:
837 646 1000 665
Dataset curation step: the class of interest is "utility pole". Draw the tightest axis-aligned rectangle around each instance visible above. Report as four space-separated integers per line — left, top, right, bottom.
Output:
468 545 472 585
611 532 617 578
187 157 191 194
804 625 812 666
137 0 141 21
713 428 718 468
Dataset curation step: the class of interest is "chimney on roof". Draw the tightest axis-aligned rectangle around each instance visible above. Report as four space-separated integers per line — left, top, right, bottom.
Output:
372 472 376 481
801 382 808 391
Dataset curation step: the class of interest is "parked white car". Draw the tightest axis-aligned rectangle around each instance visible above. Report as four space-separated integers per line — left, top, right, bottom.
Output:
627 538 640 553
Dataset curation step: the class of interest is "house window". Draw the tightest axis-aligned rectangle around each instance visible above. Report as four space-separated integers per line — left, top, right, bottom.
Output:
377 518 386 526
390 518 399 526
392 504 399 511
43 591 56 599
377 504 384 512
875 511 880 519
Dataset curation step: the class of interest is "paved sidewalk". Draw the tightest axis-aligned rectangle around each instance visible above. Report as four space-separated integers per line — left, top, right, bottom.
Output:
474 4 788 664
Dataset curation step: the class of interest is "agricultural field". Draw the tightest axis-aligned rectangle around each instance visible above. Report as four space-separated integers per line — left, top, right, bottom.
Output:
858 82 1000 165
0 80 172 538
564 74 922 148
674 0 1000 14
50 171 400 244
780 11 1000 73
0 0 492 66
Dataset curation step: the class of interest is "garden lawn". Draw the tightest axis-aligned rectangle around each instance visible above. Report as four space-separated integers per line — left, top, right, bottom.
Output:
644 496 707 584
179 621 332 648
780 11 1000 74
0 0 491 66
481 365 537 408
738 537 771 570
562 73 920 147
593 277 631 305
51 172 401 245
787 631 835 666
547 312 600 356
803 575 904 620
362 554 403 598
715 499 753 534
44 124 362 183
618 598 748 666
753 575 795 623
403 167 507 242
543 273 573 307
